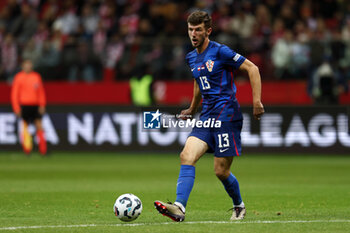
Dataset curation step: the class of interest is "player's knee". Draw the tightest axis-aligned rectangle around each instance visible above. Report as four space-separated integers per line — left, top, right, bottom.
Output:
180 150 195 165
34 120 43 130
215 167 230 181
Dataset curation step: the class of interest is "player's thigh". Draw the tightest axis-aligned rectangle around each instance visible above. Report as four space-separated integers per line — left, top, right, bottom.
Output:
20 106 32 123
34 119 43 131
214 156 233 180
180 136 209 165
33 106 43 130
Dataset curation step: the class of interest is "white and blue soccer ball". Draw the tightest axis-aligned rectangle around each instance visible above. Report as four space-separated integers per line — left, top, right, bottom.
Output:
113 193 142 222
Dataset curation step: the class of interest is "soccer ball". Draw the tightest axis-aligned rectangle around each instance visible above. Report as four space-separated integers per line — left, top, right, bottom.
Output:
113 193 142 222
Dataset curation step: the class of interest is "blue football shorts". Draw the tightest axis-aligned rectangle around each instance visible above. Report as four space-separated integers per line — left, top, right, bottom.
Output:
188 120 243 157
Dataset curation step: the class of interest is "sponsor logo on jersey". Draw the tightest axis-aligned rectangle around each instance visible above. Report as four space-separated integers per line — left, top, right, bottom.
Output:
205 60 214 72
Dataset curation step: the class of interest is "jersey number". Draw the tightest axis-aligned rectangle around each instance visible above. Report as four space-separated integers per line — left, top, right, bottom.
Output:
218 133 230 148
199 76 211 90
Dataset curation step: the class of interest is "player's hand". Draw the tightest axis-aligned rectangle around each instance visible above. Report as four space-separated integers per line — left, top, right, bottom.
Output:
39 106 45 115
16 110 21 118
178 108 196 120
253 101 264 120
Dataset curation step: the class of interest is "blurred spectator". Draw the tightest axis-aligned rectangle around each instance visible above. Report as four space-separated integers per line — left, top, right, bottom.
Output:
341 18 350 43
308 61 347 104
119 5 140 43
271 30 293 79
51 28 64 51
168 37 188 80
279 2 296 30
33 22 49 49
36 39 60 80
39 0 60 26
117 35 142 80
0 23 5 44
290 21 310 78
229 8 255 39
138 18 156 37
144 39 164 79
339 44 350 81
270 18 285 45
215 4 231 35
52 2 78 35
0 33 17 81
0 0 348 83
308 31 326 70
98 0 116 33
340 18 350 81
67 40 101 82
93 20 107 59
22 38 40 65
18 0 40 8
3 0 21 27
80 3 99 37
10 4 37 45
0 6 12 31
255 4 271 37
105 33 125 71
130 74 153 106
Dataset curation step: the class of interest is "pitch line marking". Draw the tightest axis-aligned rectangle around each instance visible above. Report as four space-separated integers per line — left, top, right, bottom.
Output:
0 220 349 231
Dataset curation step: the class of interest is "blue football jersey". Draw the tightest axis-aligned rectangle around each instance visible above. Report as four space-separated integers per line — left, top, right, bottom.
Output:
186 41 246 122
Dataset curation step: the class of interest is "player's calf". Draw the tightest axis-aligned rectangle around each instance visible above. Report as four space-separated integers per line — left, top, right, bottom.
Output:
37 130 47 155
21 123 32 155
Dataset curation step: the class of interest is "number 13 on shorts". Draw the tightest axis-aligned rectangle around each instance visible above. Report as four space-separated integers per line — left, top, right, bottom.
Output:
218 133 230 148
213 122 242 157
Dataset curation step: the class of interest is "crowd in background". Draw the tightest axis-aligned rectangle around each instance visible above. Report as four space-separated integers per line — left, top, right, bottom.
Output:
0 0 349 89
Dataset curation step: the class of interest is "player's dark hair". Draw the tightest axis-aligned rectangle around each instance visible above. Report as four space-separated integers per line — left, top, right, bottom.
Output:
187 11 212 29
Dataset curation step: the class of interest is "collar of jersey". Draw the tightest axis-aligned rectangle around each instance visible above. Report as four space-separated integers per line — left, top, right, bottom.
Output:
196 40 212 55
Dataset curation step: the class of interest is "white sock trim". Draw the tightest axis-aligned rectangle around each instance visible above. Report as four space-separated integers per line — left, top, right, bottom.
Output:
174 202 186 213
234 201 245 208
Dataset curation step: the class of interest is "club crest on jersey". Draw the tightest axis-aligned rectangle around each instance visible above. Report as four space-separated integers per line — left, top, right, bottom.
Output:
205 60 214 72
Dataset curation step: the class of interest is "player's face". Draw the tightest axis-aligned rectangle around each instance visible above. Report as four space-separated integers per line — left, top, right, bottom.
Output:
188 23 210 48
22 60 33 73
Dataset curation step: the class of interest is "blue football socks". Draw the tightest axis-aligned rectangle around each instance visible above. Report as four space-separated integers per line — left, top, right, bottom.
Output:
175 165 195 210
221 172 243 206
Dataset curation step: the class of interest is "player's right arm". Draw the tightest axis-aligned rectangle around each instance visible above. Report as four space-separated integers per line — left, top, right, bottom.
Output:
11 73 21 117
37 74 46 115
179 80 202 120
239 59 264 120
218 45 264 120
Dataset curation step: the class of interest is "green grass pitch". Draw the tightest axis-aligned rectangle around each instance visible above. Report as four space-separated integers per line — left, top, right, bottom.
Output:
0 152 349 233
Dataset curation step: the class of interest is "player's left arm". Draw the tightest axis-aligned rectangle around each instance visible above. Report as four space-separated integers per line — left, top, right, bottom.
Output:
37 74 46 115
239 59 265 120
179 80 202 120
11 73 21 117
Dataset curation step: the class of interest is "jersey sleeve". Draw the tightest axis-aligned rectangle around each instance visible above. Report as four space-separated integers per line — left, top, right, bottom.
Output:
185 53 191 68
37 74 46 107
11 73 21 114
185 52 196 79
218 45 246 69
